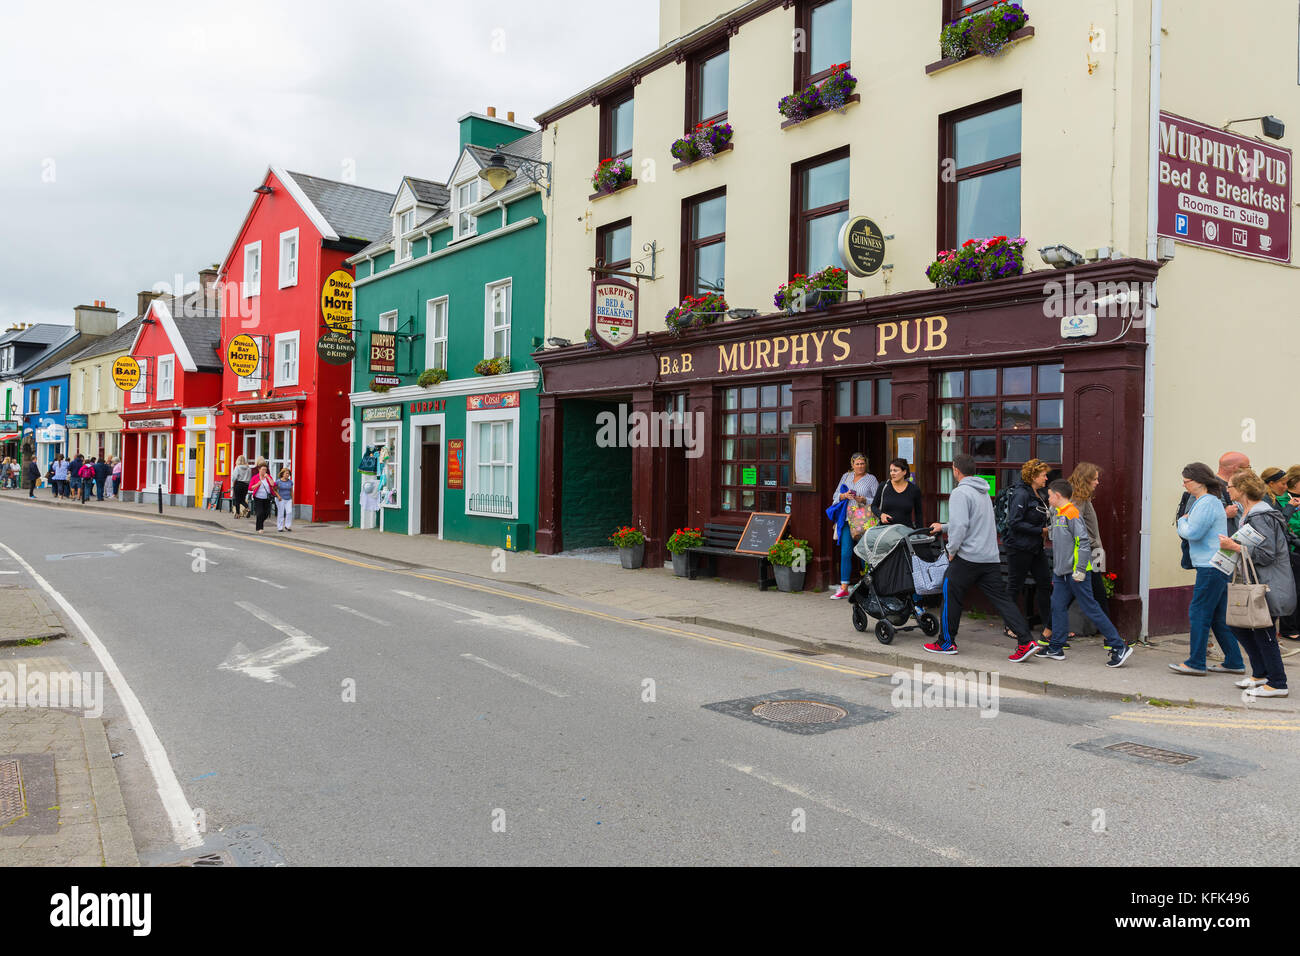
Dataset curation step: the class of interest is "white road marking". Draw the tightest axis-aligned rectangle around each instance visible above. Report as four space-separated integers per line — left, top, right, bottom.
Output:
246 576 286 589
393 589 586 647
0 539 203 850
141 534 236 552
333 605 391 626
0 571 18 574
106 543 143 554
460 653 570 698
719 760 983 866
223 602 329 687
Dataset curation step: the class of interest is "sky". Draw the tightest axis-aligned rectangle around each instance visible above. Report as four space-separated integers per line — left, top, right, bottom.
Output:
0 0 659 330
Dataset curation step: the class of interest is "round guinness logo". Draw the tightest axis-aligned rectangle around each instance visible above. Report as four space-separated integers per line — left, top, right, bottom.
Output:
838 216 886 277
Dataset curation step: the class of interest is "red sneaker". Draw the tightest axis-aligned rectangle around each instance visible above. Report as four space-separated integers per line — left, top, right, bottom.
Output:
923 642 958 655
1009 643 1038 663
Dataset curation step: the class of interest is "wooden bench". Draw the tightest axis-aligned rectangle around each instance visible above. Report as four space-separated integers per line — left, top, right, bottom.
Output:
686 523 775 591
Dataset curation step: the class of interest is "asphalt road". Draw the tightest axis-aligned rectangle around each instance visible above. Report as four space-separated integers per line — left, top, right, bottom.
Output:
3 498 1298 866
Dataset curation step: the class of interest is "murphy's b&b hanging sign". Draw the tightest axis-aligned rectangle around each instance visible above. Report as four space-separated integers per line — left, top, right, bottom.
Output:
591 277 638 350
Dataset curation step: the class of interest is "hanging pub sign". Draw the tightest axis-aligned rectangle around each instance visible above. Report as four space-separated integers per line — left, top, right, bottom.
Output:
321 270 355 333
369 332 397 373
1158 111 1291 264
111 356 141 391
317 331 357 365
590 276 638 349
227 334 262 378
838 216 887 277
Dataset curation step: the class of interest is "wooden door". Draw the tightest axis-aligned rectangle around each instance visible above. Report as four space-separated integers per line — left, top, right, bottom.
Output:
421 442 440 535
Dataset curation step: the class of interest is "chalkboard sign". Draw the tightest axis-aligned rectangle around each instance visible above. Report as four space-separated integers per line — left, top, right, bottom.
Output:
205 481 224 511
735 512 790 555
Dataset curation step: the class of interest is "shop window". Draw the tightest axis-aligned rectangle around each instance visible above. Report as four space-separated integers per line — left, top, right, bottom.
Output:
939 93 1021 249
682 189 726 298
833 376 892 418
937 363 1064 521
426 297 448 372
795 0 851 90
687 44 729 130
597 218 632 271
600 89 635 163
361 423 400 508
243 429 291 482
720 383 793 513
467 409 518 518
792 148 850 277
146 433 170 490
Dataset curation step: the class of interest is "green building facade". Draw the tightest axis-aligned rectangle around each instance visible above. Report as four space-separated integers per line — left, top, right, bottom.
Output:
348 113 545 549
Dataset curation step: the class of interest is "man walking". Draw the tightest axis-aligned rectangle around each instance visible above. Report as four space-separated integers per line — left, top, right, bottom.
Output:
927 454 1037 662
24 456 39 498
93 455 110 501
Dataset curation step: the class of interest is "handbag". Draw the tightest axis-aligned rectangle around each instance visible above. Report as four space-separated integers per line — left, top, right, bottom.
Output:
847 502 875 539
1226 548 1272 629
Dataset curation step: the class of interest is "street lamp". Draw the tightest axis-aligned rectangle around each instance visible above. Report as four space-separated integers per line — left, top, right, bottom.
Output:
478 145 553 197
1223 115 1285 140
1039 244 1086 268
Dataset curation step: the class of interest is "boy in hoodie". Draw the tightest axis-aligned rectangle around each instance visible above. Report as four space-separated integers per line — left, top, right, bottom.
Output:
1041 480 1132 667
927 454 1037 662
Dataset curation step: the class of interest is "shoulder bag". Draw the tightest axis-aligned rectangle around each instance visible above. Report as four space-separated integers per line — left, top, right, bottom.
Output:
1226 547 1272 629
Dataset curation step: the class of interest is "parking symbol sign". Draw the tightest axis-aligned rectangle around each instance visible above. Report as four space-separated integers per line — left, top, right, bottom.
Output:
1175 213 1189 236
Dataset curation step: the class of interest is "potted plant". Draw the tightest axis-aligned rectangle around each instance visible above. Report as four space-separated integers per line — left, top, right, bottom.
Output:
777 83 823 124
369 376 393 393
664 292 729 337
584 329 599 349
941 2 1030 60
816 63 857 111
925 236 1027 288
474 356 511 376
768 537 812 593
591 157 632 194
774 266 847 313
671 120 734 163
609 525 646 569
417 367 448 388
666 527 704 576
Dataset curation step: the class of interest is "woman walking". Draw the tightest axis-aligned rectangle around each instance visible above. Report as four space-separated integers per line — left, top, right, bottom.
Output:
275 468 294 532
827 452 878 600
1218 469 1293 697
109 456 122 499
871 458 924 528
231 455 251 518
249 464 275 534
1070 462 1111 613
1170 462 1247 676
1004 459 1054 642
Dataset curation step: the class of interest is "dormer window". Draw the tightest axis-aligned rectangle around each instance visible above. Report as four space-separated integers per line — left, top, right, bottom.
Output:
396 209 416 262
454 180 479 239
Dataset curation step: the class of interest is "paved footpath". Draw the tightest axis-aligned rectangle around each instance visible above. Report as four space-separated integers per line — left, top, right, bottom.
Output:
4 489 1296 716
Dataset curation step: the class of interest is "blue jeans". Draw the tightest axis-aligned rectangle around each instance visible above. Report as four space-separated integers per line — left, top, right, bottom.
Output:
1050 572 1124 653
1186 566 1244 670
838 520 856 584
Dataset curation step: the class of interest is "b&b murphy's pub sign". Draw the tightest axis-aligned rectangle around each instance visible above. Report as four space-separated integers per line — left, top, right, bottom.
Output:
591 276 638 349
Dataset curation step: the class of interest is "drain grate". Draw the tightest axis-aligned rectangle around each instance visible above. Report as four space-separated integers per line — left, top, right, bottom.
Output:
752 699 847 724
0 758 25 825
1105 741 1199 765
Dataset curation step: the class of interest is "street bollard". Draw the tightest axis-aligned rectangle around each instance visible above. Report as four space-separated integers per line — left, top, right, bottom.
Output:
157 486 162 514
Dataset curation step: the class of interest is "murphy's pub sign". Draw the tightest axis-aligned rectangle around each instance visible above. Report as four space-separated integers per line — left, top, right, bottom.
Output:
591 277 638 350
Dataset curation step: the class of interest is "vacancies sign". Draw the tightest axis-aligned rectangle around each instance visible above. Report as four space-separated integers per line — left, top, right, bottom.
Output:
1158 111 1291 263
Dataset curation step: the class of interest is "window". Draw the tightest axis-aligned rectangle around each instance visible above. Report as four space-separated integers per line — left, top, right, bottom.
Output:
28 390 38 414
157 356 175 401
833 377 892 418
466 409 518 518
485 280 511 360
688 45 729 129
1 348 10 372
108 371 117 410
131 359 147 403
279 228 299 287
146 433 170 490
942 0 1003 22
936 363 1064 521
600 89 634 162
92 367 101 412
243 242 262 297
237 350 262 392
597 218 632 271
682 189 726 298
454 182 478 239
274 332 299 387
792 148 850 277
720 383 793 513
361 423 400 508
939 93 1022 249
378 310 398 334
77 369 86 410
396 209 416 261
48 385 60 412
796 0 851 89
426 298 448 372
243 428 291 481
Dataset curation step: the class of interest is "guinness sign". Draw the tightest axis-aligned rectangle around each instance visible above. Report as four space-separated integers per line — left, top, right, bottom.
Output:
838 216 886 277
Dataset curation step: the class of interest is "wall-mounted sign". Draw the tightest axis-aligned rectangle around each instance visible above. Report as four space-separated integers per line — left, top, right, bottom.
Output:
175 446 185 474
0 420 17 431
409 400 447 414
1060 313 1098 338
111 356 141 391
227 333 261 378
237 410 296 425
591 277 638 349
362 405 402 423
216 443 229 476
447 439 465 489
466 391 520 411
123 418 172 431
790 424 818 492
35 425 65 443
372 374 402 387
369 332 397 373
317 331 357 365
1158 111 1291 264
64 414 88 429
741 466 757 486
321 270 355 333
838 216 887 277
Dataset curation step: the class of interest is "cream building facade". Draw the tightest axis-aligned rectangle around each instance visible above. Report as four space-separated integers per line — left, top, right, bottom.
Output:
68 317 139 465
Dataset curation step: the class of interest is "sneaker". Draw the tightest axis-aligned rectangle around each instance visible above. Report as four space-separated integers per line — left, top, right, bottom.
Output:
1207 663 1246 674
923 642 958 655
1036 647 1065 660
1235 676 1268 689
1107 645 1134 668
829 587 849 600
1037 637 1071 650
1245 684 1289 698
1009 643 1038 663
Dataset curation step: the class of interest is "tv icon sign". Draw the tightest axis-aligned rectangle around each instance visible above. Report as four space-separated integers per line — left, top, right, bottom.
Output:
1174 213 1189 236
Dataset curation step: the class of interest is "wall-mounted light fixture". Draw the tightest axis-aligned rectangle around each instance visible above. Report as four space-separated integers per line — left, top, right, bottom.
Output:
254 185 274 195
478 145 553 197
1223 115 1285 140
1039 244 1086 268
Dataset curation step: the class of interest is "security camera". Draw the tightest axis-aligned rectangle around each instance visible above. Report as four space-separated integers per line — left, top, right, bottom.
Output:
1092 289 1137 310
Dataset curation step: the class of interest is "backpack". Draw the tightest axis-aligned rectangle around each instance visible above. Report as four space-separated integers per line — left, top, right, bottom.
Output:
994 485 1015 537
79 464 94 479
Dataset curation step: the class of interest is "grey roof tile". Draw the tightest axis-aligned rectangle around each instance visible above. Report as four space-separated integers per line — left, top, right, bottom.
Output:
172 315 222 370
404 177 450 208
283 171 397 243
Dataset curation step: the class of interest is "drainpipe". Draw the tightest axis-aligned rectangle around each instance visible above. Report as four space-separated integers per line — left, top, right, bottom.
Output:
496 199 507 231
1138 0 1162 643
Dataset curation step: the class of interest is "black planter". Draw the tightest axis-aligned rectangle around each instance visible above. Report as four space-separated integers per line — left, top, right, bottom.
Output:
773 564 806 593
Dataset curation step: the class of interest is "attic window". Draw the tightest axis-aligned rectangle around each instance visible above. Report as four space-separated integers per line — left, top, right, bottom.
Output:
397 209 416 262
455 180 479 239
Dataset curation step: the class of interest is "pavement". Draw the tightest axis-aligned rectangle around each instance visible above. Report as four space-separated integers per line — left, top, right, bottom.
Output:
5 487 1295 715
0 582 67 646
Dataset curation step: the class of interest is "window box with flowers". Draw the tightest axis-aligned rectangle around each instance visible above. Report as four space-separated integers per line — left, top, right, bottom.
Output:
925 236 1027 288
609 525 646 569
773 266 848 313
369 376 395 393
778 64 859 128
417 368 448 388
589 158 635 200
671 121 734 169
664 292 729 338
474 357 511 376
666 527 704 576
928 3 1032 75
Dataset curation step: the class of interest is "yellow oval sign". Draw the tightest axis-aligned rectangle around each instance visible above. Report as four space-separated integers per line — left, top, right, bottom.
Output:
321 270 354 334
227 333 261 378
111 356 141 391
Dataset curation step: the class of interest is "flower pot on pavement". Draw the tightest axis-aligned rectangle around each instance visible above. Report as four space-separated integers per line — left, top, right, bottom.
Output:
672 553 689 577
620 543 645 569
773 564 806 593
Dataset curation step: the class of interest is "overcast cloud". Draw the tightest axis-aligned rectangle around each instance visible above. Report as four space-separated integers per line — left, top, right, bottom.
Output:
0 0 658 329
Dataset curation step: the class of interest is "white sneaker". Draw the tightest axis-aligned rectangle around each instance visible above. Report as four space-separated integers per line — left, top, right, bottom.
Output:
1245 685 1289 698
1235 676 1268 689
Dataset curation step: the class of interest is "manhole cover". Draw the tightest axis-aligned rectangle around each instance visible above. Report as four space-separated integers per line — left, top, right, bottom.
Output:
752 700 847 724
0 758 25 824
1105 741 1199 765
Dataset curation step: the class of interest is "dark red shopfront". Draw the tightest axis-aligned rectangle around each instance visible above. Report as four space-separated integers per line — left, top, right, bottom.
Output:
534 260 1157 639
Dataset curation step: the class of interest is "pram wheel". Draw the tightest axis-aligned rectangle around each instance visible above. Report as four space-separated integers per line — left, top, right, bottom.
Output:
919 613 940 637
852 605 869 632
875 620 895 645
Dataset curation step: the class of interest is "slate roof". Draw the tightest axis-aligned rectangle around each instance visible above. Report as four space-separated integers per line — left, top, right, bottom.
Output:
13 324 76 347
404 177 450 208
282 171 397 243
69 315 143 362
3 325 80 378
26 357 73 383
172 314 223 370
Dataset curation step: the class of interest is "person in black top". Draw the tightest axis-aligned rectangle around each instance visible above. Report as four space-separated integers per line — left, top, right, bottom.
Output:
1004 459 1054 642
872 458 924 528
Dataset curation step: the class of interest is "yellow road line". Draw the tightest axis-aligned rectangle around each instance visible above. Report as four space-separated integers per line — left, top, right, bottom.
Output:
0 497 887 679
1111 712 1300 731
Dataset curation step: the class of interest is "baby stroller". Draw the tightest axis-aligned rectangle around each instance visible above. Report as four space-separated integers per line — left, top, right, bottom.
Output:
848 524 946 644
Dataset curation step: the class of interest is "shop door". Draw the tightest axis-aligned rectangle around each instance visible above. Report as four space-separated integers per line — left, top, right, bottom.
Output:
661 393 689 534
194 432 206 505
421 425 440 535
832 423 887 489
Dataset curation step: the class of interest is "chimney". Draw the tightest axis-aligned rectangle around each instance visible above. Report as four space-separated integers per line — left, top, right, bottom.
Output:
507 111 515 123
73 302 117 337
487 106 497 117
198 267 219 311
137 290 164 318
